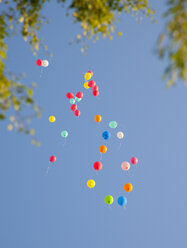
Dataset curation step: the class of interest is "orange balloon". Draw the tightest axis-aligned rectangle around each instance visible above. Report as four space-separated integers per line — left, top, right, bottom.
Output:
94 115 102 123
124 183 133 192
99 145 107 153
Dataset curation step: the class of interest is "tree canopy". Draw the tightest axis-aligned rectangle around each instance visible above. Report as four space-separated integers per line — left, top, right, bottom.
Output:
157 0 187 87
0 0 186 145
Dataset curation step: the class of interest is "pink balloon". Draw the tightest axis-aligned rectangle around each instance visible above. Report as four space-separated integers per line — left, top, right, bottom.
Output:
66 92 74 99
88 80 96 88
74 109 80 117
70 104 77 111
76 92 83 99
49 155 56 162
93 90 99 96
36 59 42 66
130 157 138 165
87 71 93 77
121 161 130 171
92 85 99 91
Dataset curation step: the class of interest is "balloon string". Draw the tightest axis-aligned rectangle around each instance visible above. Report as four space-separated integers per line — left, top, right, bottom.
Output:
117 140 123 150
40 67 43 78
100 153 102 161
128 171 132 178
62 139 67 147
45 163 50 176
123 205 127 210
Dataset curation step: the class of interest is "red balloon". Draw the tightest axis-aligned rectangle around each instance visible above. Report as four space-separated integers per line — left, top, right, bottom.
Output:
70 104 77 111
76 92 83 99
88 80 96 88
92 85 99 91
66 92 74 99
130 157 138 165
74 109 80 117
49 155 56 162
36 59 42 66
93 161 102 171
87 71 93 77
93 90 99 96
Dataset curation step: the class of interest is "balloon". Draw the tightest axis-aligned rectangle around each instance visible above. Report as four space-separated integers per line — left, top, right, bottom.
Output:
49 155 56 162
118 196 127 206
121 161 130 171
84 72 91 80
104 195 114 205
87 71 93 77
124 183 133 192
102 131 111 140
93 90 99 96
117 131 124 139
70 99 76 104
84 82 90 89
87 179 95 188
93 161 103 171
66 92 74 99
130 157 138 165
74 109 80 117
76 92 83 99
36 59 42 66
94 115 102 123
99 145 107 153
75 96 82 102
42 60 49 67
49 115 56 123
61 130 68 138
109 121 118 129
92 85 99 91
70 104 77 111
88 80 96 88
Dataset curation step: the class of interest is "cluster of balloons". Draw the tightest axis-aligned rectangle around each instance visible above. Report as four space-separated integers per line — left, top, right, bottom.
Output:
87 114 139 207
47 70 139 208
66 92 83 117
36 59 49 67
84 71 99 97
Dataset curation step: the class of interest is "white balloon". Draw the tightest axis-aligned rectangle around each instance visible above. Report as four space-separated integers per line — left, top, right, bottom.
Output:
117 131 124 139
42 60 49 67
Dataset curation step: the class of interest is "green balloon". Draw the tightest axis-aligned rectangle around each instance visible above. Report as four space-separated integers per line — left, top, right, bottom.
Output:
61 130 68 138
75 96 82 102
109 121 118 129
104 195 114 205
70 99 75 104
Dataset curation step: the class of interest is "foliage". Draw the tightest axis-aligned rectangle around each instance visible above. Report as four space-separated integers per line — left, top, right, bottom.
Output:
67 0 155 52
0 0 45 145
157 0 187 87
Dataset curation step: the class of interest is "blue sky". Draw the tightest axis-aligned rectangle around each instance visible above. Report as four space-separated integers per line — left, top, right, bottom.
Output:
0 1 187 248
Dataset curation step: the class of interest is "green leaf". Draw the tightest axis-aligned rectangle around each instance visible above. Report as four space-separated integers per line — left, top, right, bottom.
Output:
27 88 33 97
0 113 5 120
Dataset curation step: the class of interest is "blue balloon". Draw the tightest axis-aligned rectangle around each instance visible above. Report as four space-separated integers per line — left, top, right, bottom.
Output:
102 131 111 140
118 196 127 206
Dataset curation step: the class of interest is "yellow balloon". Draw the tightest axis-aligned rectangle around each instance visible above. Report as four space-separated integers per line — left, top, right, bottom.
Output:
84 72 91 80
87 179 95 188
84 82 90 89
49 115 56 123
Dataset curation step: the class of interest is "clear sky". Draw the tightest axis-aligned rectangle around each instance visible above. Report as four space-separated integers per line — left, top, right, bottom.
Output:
0 1 187 248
